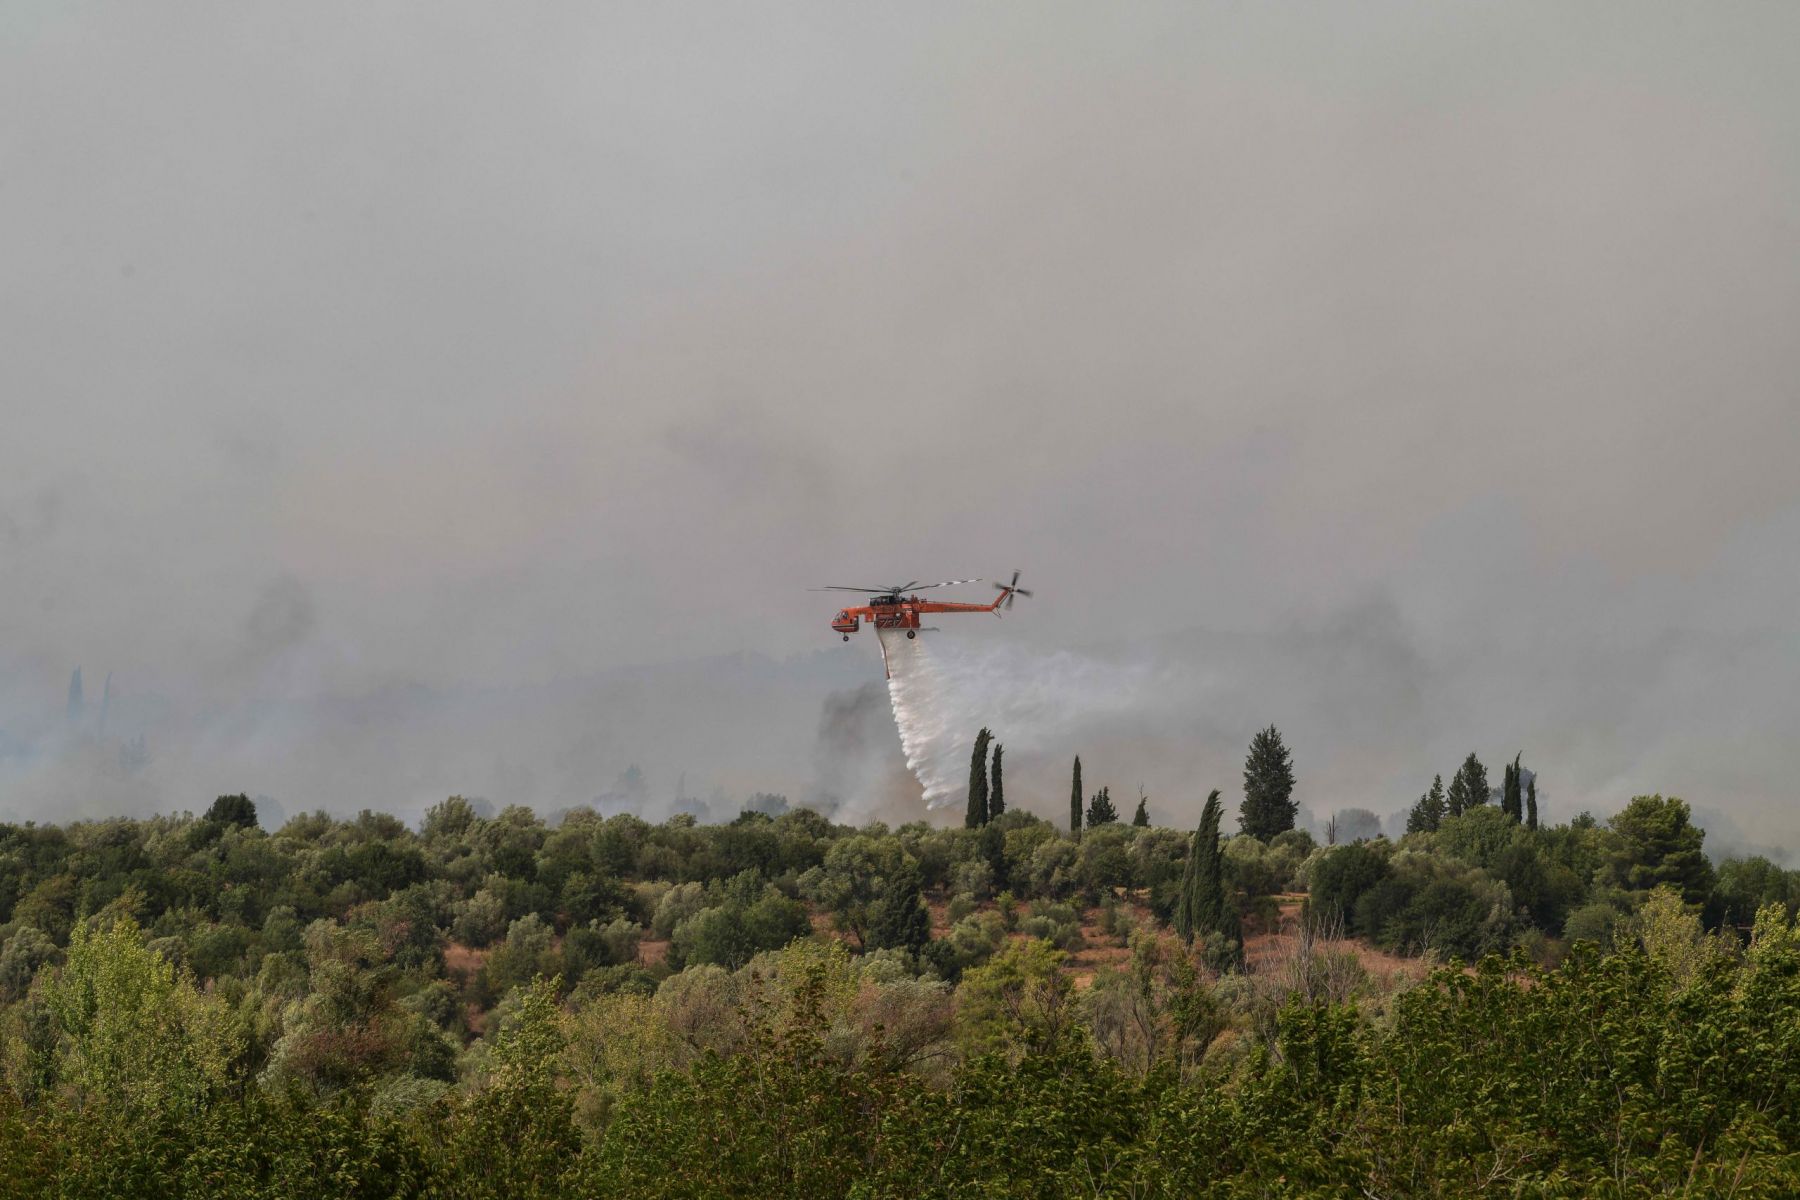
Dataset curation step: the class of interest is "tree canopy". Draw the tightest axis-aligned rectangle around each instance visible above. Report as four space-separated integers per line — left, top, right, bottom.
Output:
0 784 1788 1198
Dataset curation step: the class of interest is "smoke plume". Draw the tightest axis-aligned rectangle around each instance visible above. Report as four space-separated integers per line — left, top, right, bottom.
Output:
879 625 1159 812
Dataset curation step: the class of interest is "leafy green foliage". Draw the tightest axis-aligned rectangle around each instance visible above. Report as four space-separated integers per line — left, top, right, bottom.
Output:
204 794 259 830
0 791 1791 1197
38 917 238 1117
1607 794 1715 904
668 872 808 970
866 863 931 959
1306 842 1389 931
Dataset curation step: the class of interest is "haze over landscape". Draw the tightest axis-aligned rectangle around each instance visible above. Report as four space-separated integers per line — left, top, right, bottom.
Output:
4 3 1797 845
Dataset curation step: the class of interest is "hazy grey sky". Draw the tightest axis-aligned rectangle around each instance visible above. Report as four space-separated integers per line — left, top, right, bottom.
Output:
4 4 1797 838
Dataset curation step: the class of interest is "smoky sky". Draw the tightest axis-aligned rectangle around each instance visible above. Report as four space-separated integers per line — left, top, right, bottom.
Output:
3 4 1798 842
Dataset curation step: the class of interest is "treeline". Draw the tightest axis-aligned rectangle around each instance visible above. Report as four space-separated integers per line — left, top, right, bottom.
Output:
3 766 1800 1196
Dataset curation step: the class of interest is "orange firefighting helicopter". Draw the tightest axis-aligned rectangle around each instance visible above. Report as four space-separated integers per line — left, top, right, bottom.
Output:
819 571 1032 672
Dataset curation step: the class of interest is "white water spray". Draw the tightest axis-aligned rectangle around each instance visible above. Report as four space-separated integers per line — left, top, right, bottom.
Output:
877 627 1157 811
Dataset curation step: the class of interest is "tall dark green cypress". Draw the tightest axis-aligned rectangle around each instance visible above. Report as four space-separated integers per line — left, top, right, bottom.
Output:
1526 773 1539 831
1178 789 1235 961
1174 801 1202 944
1070 756 1083 837
1132 788 1149 827
964 728 992 829
1239 725 1298 840
988 743 1005 818
1502 753 1522 823
1190 790 1224 936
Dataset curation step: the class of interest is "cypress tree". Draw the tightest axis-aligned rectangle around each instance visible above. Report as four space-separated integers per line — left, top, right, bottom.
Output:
1502 753 1522 823
1239 725 1297 840
988 743 1005 818
1178 790 1237 962
1132 788 1149 827
1087 787 1119 826
1173 800 1202 944
1190 790 1224 935
1526 773 1539 831
1070 756 1083 836
964 728 992 829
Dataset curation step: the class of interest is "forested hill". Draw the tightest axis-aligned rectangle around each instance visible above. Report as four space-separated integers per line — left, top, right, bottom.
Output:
2 792 1799 1196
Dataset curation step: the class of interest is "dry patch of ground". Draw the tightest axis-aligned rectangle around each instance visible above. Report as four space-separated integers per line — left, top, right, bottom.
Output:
552 892 1428 995
1063 896 1158 990
443 941 488 978
442 942 492 1034
1244 895 1434 989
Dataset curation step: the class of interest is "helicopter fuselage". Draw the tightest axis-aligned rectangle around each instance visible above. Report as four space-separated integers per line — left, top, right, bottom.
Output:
830 592 1007 640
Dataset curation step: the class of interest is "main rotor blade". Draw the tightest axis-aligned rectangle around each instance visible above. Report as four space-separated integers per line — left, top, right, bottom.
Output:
906 577 984 590
813 586 894 593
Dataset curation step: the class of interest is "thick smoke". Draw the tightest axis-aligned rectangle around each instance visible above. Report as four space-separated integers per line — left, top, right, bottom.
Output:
0 647 871 828
4 5 1799 846
3 594 1795 859
807 680 915 823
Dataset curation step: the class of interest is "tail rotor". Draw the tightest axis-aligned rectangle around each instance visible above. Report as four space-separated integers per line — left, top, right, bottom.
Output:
997 569 1033 612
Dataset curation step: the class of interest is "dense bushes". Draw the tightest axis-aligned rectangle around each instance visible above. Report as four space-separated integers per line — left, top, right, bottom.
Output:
3 789 1799 1196
7 905 1800 1197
